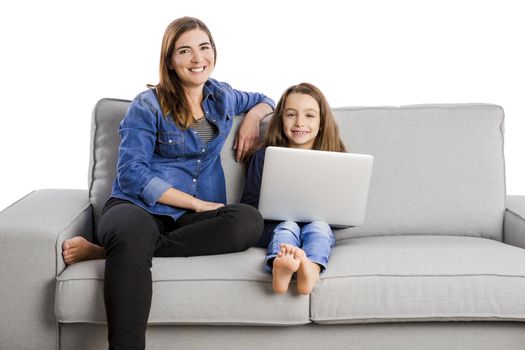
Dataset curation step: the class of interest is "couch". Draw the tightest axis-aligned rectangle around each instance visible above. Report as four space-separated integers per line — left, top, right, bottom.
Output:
1 99 525 350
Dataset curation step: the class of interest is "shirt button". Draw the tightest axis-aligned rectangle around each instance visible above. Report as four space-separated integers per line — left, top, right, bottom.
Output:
201 149 205 152
197 159 201 163
168 139 173 144
192 179 197 182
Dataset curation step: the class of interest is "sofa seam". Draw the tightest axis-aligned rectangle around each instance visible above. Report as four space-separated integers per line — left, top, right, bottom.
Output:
54 202 93 277
56 319 311 326
56 273 525 283
310 315 525 323
57 277 272 283
0 190 36 215
500 106 507 238
333 103 502 112
320 273 525 280
506 207 525 223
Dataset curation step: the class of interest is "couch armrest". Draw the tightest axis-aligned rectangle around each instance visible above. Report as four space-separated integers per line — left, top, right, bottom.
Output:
0 189 92 350
503 195 525 249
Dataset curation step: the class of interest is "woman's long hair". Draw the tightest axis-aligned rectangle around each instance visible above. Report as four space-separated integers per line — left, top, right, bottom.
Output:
150 17 216 129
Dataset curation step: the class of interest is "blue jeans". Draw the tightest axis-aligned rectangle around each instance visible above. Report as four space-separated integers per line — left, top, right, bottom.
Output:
265 221 336 273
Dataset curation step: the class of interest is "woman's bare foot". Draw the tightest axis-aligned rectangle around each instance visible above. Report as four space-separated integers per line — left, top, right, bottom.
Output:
62 236 105 265
296 257 321 295
272 244 303 293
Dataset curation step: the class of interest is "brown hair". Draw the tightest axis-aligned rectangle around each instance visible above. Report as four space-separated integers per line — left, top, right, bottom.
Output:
150 17 217 130
261 82 346 152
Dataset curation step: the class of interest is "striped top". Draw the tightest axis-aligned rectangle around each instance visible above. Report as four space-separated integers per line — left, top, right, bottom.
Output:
192 116 218 143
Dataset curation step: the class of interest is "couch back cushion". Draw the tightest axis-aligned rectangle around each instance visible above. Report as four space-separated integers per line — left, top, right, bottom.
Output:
88 99 128 224
333 104 505 240
89 101 505 240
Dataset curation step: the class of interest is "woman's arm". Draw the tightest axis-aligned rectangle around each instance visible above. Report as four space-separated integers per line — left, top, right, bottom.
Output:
116 95 163 203
158 187 224 212
235 102 273 162
218 81 274 162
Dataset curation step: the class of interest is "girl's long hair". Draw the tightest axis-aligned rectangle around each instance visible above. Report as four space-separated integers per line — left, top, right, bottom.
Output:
149 17 216 130
261 82 347 152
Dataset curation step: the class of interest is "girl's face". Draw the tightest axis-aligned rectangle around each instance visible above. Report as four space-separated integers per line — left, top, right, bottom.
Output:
170 28 215 89
282 93 321 150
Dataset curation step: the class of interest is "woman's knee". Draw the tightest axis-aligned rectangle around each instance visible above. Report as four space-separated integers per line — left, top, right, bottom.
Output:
223 203 264 249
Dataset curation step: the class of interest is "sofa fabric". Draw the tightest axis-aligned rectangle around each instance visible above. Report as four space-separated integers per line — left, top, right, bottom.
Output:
311 235 525 323
59 322 525 350
0 189 92 350
88 98 129 225
56 235 525 326
56 248 309 325
504 195 525 249
332 104 506 240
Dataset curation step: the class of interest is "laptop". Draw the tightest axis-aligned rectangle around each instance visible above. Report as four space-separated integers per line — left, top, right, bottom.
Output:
258 146 374 227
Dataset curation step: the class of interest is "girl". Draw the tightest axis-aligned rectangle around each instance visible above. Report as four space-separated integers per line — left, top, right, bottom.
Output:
62 17 274 349
241 82 346 294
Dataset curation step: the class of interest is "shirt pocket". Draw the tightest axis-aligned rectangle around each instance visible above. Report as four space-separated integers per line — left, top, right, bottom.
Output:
220 112 234 137
156 132 185 158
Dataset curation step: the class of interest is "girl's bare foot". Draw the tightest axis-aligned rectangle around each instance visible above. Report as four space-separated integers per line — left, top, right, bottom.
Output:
296 258 321 295
62 236 105 265
272 244 303 293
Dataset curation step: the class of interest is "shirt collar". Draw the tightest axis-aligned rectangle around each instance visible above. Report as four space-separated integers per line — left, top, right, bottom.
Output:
203 80 217 102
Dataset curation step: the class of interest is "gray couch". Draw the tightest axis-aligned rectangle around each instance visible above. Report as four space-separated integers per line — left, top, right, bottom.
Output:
1 99 525 350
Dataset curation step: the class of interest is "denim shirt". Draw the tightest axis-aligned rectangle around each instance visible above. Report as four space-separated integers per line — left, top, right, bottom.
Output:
110 78 274 220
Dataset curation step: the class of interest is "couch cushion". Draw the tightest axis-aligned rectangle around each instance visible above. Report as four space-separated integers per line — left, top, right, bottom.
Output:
230 104 505 240
311 235 525 323
333 104 505 240
55 248 309 325
88 98 130 224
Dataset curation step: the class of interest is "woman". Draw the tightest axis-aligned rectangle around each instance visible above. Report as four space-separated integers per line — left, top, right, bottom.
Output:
62 16 274 349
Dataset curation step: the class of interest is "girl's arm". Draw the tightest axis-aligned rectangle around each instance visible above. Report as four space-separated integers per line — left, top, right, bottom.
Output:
240 149 265 208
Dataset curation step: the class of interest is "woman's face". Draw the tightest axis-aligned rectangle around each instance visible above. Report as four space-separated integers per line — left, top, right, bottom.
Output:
282 93 321 150
170 28 215 89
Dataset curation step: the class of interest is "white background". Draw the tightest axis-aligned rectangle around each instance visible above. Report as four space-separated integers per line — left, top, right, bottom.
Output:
0 0 523 212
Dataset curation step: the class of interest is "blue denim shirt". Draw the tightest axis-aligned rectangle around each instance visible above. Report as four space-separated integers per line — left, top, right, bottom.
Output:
111 78 274 220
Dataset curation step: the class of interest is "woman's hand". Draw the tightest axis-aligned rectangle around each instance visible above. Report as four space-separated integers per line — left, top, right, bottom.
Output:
193 199 225 212
158 187 224 212
235 114 259 162
234 103 273 162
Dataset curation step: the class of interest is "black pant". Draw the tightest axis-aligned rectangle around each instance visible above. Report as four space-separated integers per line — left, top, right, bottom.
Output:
97 198 263 350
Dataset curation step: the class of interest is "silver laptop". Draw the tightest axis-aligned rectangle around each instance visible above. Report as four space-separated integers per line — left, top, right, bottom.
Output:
258 146 374 227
